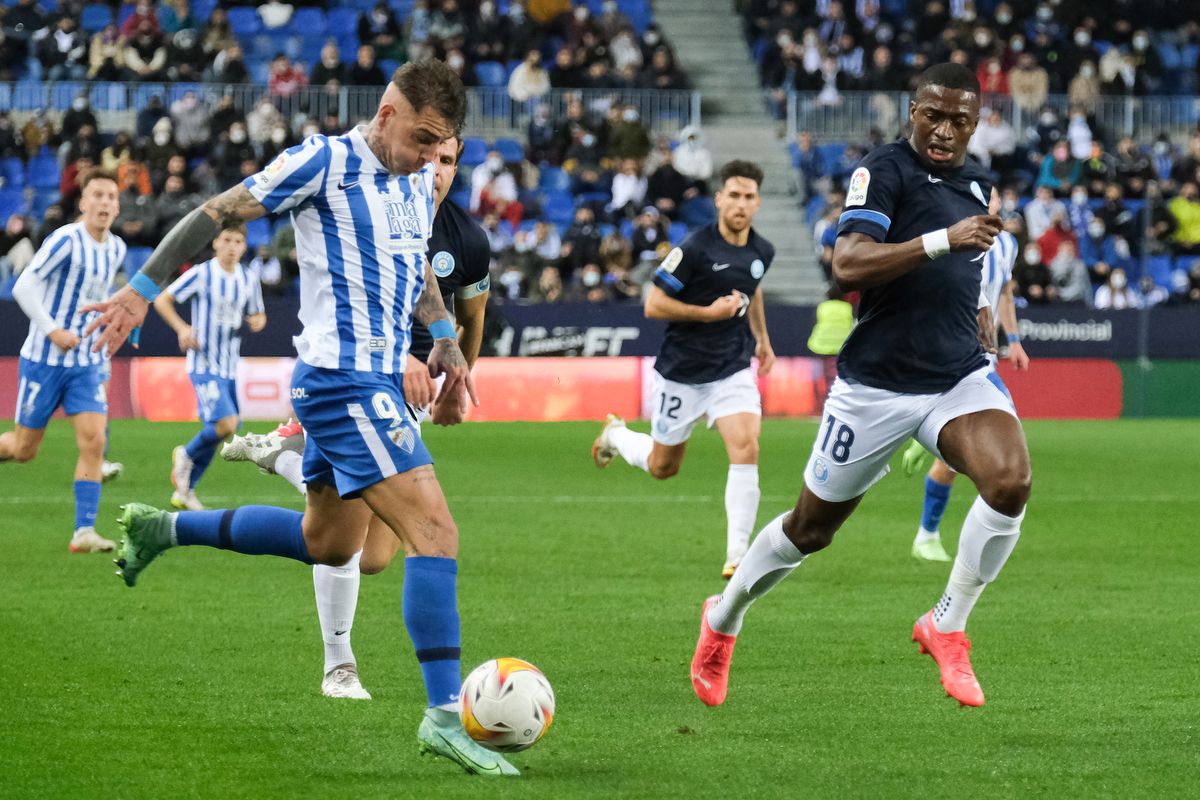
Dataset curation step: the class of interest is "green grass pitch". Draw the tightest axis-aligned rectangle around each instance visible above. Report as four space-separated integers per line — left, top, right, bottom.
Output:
2 418 1198 799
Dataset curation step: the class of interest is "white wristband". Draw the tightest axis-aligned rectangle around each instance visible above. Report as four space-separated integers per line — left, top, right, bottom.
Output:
921 228 951 259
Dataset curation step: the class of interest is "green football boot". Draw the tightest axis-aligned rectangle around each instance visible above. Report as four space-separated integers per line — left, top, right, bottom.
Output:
114 503 175 587
911 533 953 563
416 708 520 776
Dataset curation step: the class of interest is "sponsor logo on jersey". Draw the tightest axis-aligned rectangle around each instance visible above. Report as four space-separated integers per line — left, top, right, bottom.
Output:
750 259 765 279
927 174 942 184
431 250 456 278
337 179 360 191
812 457 829 484
388 423 416 454
712 262 731 271
846 167 871 206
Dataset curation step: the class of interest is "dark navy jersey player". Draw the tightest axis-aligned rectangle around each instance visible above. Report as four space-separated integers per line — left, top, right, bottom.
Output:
836 139 993 392
690 64 1034 714
593 160 776 581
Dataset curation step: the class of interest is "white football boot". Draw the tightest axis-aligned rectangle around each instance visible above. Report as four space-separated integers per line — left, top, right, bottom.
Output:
321 665 372 700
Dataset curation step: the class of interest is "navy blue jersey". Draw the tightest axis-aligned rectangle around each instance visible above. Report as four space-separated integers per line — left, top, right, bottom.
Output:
410 199 491 363
835 141 992 393
651 224 774 384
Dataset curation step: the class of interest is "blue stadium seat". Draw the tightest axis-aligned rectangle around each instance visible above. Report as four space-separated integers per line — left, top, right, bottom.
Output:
492 138 524 163
327 8 359 36
538 167 570 193
191 0 217 22
449 188 470 208
619 219 634 239
460 138 488 166
288 7 326 35
0 188 26 220
80 3 114 32
380 59 400 77
474 61 507 88
124 246 153 274
246 218 272 250
131 84 166 108
50 82 85 112
31 189 59 217
169 83 204 104
575 191 611 208
1146 255 1173 287
542 190 575 226
90 82 128 111
0 275 17 300
26 156 60 191
0 157 26 189
12 82 45 111
668 221 687 245
678 196 716 227
227 7 263 37
250 61 271 84
117 3 135 28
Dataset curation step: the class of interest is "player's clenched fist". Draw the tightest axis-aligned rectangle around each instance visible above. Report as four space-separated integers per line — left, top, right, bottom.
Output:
706 291 745 321
948 214 1002 252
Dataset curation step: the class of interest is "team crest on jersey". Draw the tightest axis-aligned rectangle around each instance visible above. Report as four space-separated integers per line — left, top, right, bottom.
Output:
661 247 684 273
750 259 765 279
970 180 987 207
812 457 829 484
258 152 288 185
846 167 870 207
387 422 416 454
431 250 456 277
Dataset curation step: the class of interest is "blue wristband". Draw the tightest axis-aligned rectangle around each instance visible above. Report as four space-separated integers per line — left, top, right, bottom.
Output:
429 319 455 340
1007 333 1020 344
129 272 161 301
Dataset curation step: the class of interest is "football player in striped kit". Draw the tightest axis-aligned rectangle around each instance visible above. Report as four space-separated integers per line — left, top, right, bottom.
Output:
152 222 266 511
84 61 517 776
1 169 126 554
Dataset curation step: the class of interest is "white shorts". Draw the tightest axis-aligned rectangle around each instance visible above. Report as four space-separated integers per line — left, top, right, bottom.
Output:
803 365 1017 502
651 368 761 446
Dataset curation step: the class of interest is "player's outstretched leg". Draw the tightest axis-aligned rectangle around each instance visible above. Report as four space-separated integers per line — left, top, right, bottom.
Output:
913 470 954 562
115 502 316 587
593 414 656 471
222 419 307 495
913 495 1023 707
313 550 370 699
70 412 115 553
692 511 806 705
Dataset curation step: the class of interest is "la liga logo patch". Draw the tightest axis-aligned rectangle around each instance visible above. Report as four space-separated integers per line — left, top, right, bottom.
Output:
846 167 870 206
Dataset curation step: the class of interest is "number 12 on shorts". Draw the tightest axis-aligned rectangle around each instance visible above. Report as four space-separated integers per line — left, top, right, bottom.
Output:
819 414 855 463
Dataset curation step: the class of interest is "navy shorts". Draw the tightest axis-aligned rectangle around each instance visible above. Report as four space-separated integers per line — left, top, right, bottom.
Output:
290 360 432 499
15 357 107 429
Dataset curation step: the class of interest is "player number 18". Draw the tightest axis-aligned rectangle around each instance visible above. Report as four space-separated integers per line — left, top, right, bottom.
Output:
820 414 855 464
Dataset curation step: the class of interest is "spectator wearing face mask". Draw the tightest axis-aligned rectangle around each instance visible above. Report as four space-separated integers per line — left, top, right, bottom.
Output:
170 90 211 158
1009 53 1048 113
607 106 651 161
1015 242 1056 304
1049 241 1092 306
1138 275 1169 307
61 93 98 141
1114 137 1155 198
470 151 523 228
1037 207 1078 269
976 57 1008 97
968 109 1017 172
1066 185 1093 238
212 121 257 186
38 16 87 81
359 1 405 61
347 44 387 86
1096 182 1137 244
1037 142 1082 196
1069 60 1101 114
136 94 169 140
566 263 612 304
1080 143 1116 197
1094 268 1140 309
608 160 647 221
674 125 713 186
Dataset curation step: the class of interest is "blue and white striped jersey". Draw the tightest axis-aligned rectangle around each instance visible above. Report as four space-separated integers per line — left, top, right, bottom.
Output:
19 222 126 367
243 126 436 374
981 230 1018 315
166 258 264 380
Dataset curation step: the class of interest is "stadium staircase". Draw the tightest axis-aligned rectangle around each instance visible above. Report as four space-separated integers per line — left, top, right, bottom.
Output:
654 0 825 304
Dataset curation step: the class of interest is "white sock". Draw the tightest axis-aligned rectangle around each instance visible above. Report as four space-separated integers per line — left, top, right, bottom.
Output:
933 496 1023 633
915 527 940 541
609 426 652 472
313 549 362 674
706 513 805 635
275 450 307 495
724 464 761 561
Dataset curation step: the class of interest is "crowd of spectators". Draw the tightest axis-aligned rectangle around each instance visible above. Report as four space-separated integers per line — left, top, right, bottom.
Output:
0 0 686 94
785 0 1200 308
748 0 1199 121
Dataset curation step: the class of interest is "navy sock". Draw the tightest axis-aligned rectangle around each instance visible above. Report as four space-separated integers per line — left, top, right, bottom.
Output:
73 480 101 530
921 476 953 533
403 557 462 707
174 506 312 563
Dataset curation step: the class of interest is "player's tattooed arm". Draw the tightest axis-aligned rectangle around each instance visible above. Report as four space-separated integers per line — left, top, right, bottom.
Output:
418 259 479 416
138 185 267 287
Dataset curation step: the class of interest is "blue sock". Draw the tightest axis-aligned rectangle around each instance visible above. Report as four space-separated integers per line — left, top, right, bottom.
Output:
403 557 462 708
174 506 312 563
921 476 953 533
73 480 101 530
185 423 222 489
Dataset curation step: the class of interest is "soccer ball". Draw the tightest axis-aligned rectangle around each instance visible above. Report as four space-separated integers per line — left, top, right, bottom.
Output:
460 658 555 752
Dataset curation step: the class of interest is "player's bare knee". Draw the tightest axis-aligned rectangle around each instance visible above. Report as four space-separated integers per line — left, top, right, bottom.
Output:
781 511 834 554
981 471 1031 517
358 557 389 576
649 459 680 480
309 538 362 566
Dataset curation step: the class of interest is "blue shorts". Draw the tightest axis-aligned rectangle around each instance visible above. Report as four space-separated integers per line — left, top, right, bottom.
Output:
190 373 240 423
15 357 107 429
291 360 432 499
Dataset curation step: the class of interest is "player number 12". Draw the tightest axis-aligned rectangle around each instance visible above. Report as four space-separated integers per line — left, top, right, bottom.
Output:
820 414 855 464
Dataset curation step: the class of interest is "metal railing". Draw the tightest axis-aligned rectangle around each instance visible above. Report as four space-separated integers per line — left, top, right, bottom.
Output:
0 81 701 138
785 90 1200 143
